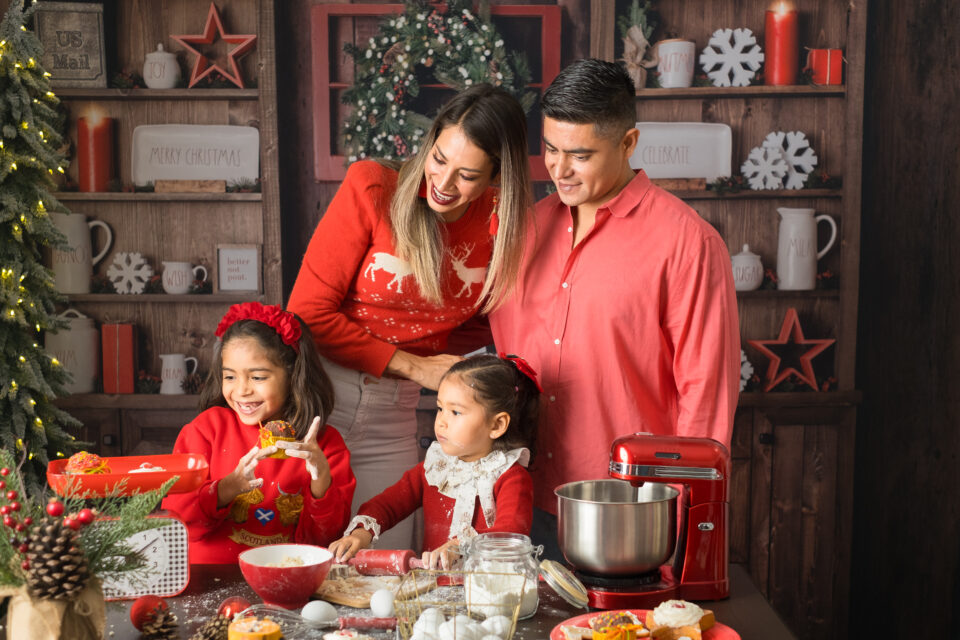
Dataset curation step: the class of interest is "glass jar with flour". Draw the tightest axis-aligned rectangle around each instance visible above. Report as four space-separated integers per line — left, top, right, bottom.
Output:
463 532 542 619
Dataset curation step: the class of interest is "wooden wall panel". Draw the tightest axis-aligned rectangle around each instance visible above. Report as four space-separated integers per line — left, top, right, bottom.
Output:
852 2 960 637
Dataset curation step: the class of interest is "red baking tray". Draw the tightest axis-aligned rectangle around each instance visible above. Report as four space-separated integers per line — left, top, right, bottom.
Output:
47 453 209 497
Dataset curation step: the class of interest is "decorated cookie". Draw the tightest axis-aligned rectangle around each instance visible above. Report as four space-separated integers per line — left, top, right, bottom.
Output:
259 420 296 458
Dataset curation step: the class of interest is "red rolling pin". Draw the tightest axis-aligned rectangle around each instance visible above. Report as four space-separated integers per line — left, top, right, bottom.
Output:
346 549 425 575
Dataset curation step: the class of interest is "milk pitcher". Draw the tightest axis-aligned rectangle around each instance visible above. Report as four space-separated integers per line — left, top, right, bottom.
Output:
159 353 198 395
49 212 113 294
44 309 99 394
776 208 837 290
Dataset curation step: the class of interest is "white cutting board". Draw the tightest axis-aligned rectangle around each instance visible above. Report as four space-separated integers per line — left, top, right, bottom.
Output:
629 122 732 181
131 124 260 186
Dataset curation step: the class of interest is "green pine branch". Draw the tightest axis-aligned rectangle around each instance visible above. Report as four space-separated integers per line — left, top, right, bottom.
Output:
0 0 81 492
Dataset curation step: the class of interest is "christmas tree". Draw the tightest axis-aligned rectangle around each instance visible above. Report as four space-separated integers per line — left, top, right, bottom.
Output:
0 1 81 490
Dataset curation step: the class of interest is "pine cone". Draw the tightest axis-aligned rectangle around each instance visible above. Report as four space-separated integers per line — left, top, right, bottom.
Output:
24 517 90 601
189 614 230 640
142 606 179 640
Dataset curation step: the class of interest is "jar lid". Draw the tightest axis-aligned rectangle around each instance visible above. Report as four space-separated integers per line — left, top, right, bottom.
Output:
146 43 175 60
539 559 589 609
733 243 759 257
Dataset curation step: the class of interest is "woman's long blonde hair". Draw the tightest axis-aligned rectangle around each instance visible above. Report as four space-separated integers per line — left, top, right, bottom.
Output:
389 84 531 313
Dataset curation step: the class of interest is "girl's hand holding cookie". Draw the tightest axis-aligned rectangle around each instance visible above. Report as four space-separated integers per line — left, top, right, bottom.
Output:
328 528 374 563
217 445 275 508
274 416 332 498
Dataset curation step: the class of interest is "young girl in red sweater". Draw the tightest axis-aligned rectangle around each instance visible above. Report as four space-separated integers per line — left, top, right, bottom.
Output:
162 303 356 563
328 354 540 569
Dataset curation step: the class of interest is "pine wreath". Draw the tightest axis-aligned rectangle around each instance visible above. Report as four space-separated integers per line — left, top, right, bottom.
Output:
342 0 534 163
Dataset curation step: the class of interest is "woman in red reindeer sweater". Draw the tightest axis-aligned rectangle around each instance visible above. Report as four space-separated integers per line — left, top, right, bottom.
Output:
288 84 532 550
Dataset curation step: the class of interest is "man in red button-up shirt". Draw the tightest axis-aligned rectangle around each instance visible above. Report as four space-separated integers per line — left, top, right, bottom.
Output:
490 59 740 559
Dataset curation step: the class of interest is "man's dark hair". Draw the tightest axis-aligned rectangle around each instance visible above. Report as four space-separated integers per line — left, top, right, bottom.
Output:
541 58 636 140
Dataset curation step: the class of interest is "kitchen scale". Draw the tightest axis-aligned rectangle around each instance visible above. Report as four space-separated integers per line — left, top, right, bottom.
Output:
549 434 731 610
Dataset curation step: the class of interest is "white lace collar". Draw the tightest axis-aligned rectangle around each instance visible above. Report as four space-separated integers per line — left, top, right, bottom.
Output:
423 442 530 541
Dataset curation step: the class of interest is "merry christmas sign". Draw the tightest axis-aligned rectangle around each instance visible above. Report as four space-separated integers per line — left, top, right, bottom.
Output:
131 124 259 186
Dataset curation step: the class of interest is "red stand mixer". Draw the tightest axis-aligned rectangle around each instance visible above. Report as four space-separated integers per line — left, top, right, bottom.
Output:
556 433 730 610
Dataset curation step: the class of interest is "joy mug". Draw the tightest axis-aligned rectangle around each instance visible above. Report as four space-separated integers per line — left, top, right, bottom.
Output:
162 261 207 295
657 39 696 88
159 353 198 395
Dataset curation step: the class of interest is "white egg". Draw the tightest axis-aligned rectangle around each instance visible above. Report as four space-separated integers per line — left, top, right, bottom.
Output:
414 607 446 636
438 616 484 640
480 615 512 638
481 636 503 640
369 588 395 618
301 599 338 626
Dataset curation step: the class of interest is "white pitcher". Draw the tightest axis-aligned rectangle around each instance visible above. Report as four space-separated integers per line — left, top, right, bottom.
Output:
159 353 198 395
49 212 113 294
162 261 208 295
776 208 838 290
44 309 99 394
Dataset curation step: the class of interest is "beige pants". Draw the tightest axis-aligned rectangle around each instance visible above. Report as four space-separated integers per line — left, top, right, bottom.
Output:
321 357 421 551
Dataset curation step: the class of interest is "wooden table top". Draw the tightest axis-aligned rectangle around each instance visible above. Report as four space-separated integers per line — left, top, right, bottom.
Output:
92 563 795 639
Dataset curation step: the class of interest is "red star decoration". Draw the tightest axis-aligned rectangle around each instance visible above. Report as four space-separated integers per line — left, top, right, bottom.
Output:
747 307 835 392
170 3 257 88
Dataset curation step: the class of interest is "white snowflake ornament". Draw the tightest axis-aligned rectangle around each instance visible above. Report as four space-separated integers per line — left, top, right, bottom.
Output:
107 252 153 294
699 28 764 87
741 145 788 190
740 349 754 392
763 131 818 190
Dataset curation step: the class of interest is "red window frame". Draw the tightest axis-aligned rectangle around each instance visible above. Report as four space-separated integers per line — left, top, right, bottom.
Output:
311 3 561 182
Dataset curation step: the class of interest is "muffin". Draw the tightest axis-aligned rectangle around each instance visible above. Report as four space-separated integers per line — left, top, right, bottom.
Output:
258 420 297 459
64 451 111 475
644 600 714 640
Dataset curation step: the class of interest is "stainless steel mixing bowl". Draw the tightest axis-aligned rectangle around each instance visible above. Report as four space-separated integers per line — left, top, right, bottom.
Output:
555 479 678 576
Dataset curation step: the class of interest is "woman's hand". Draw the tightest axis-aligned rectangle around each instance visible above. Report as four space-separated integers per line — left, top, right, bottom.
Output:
328 529 374 563
386 350 463 391
421 538 461 570
217 445 275 508
275 417 332 499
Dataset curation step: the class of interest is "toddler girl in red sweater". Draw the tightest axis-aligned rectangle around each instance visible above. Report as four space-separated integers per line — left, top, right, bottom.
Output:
328 354 540 569
162 303 356 563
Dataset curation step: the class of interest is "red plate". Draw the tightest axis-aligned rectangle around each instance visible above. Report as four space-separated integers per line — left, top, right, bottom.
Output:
550 609 740 640
47 454 209 497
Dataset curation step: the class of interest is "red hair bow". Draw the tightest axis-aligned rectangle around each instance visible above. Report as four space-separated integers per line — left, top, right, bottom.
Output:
499 352 544 392
215 302 302 352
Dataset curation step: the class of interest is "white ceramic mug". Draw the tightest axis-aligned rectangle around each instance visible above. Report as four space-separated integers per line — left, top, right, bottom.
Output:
776 208 838 290
159 353 198 395
44 309 99 394
49 213 113 294
162 262 208 295
657 39 697 88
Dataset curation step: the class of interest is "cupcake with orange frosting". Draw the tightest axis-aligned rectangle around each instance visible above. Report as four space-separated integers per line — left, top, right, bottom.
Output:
227 617 282 640
258 420 297 459
64 451 111 475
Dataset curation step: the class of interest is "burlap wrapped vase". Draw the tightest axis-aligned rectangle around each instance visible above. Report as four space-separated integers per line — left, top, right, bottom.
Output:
0 578 105 640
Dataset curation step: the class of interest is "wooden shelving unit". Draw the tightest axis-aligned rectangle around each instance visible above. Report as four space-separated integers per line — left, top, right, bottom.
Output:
53 0 281 458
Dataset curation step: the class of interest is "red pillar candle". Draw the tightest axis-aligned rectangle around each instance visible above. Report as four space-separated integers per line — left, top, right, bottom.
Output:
764 0 799 85
77 115 115 192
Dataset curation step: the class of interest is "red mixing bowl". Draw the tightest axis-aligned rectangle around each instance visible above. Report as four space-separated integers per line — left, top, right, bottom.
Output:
238 544 334 609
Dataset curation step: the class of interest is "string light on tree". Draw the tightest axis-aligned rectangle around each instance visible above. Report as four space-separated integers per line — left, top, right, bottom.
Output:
0 1 80 490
